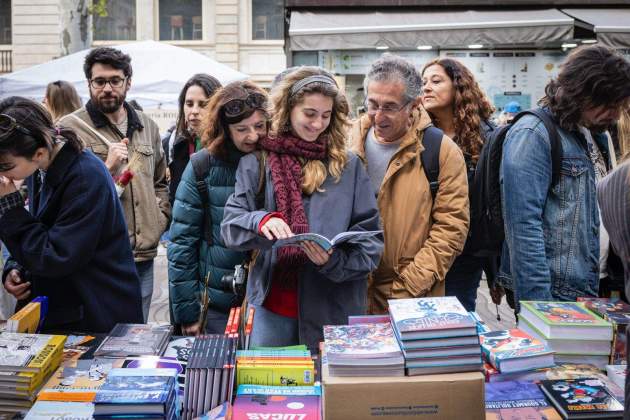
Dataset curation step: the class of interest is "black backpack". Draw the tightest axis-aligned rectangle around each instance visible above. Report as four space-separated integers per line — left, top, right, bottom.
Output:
469 108 562 256
190 149 266 245
420 126 444 200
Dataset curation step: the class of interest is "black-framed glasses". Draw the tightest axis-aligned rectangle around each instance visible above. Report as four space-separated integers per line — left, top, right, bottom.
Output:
223 93 267 119
89 77 127 89
0 114 32 140
364 99 411 116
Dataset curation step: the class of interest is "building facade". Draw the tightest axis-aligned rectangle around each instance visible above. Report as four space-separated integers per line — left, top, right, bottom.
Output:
0 0 286 86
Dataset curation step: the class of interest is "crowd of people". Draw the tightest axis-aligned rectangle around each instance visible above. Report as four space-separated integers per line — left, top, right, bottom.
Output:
0 45 629 363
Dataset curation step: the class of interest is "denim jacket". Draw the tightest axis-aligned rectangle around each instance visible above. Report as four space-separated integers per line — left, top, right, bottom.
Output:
499 110 610 302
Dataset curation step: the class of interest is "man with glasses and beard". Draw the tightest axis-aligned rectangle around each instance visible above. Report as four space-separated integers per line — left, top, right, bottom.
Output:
348 54 469 314
60 47 170 323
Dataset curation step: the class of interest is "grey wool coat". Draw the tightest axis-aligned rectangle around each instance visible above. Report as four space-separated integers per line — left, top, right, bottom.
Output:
221 152 384 351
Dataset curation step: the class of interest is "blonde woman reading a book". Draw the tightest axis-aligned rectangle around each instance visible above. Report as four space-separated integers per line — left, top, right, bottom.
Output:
221 67 383 352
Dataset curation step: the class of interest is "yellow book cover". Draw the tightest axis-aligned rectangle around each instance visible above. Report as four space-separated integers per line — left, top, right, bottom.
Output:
13 349 64 394
236 365 315 387
26 335 66 372
6 302 40 334
237 359 315 366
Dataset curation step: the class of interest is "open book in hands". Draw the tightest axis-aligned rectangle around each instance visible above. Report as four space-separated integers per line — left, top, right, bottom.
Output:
272 230 383 252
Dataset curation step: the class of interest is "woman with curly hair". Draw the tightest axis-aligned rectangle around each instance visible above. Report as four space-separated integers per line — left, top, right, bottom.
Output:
168 80 269 336
221 67 383 351
421 58 495 311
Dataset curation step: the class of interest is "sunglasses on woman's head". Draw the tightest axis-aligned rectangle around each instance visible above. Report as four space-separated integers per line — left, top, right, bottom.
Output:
223 93 267 119
0 114 32 140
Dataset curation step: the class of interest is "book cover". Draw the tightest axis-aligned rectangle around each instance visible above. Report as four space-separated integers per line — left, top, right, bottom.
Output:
6 301 41 334
323 323 402 359
539 378 624 419
24 401 94 420
485 381 551 408
236 365 315 387
273 230 382 252
237 384 321 396
521 302 610 327
347 315 391 325
232 394 321 420
480 329 554 370
577 297 630 325
387 297 476 337
0 333 66 374
94 368 177 405
470 311 491 334
93 323 173 358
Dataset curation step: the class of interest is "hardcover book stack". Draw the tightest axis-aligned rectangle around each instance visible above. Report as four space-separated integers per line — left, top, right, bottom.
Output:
0 333 66 415
182 334 237 420
387 297 483 375
485 380 561 420
235 347 315 387
479 328 555 374
233 384 321 420
323 322 404 377
93 368 178 419
578 297 630 365
518 301 613 369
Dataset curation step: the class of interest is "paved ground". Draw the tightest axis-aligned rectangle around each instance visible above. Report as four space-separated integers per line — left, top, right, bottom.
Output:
150 245 517 330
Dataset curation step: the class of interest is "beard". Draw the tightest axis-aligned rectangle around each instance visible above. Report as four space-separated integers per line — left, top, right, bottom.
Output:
90 91 126 114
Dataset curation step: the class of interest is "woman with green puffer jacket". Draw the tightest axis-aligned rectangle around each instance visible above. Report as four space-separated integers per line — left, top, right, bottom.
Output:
167 81 269 336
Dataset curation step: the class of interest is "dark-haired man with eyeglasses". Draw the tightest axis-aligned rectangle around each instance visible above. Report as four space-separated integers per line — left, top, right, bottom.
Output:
60 47 170 323
349 54 469 314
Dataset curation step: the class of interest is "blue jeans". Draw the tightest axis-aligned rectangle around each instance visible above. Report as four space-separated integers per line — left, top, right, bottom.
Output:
249 304 299 348
445 254 483 312
135 260 154 323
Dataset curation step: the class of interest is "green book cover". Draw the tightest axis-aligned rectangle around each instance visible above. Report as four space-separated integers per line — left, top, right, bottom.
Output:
521 301 612 327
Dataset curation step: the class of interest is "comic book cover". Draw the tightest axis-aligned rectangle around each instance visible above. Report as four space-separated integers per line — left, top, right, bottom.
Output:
521 302 609 326
232 394 321 420
323 323 402 360
387 297 476 338
93 368 177 405
93 324 173 358
577 297 629 364
539 378 624 419
480 329 553 371
485 380 562 419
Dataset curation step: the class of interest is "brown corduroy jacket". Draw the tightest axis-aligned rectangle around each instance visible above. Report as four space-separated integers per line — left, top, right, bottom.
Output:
349 108 470 314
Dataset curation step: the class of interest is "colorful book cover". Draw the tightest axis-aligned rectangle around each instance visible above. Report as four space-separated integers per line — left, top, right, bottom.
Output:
6 301 41 334
521 302 610 327
485 381 550 409
236 365 315 387
0 333 66 373
540 378 624 419
237 384 321 396
236 350 311 358
38 358 125 402
470 311 491 334
387 297 475 334
24 401 94 420
577 297 630 364
122 356 186 400
480 329 553 369
93 323 173 358
94 368 177 405
233 394 321 420
323 323 402 359
348 315 391 325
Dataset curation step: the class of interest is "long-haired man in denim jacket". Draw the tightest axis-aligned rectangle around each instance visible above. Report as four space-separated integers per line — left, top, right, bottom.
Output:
499 45 630 307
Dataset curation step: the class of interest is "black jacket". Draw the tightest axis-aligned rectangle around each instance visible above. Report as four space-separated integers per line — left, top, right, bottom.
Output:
162 128 194 205
0 144 143 333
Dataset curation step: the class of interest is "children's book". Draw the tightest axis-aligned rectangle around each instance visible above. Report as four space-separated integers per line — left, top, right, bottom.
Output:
273 230 383 251
24 401 94 420
485 381 561 420
479 329 555 373
387 297 477 340
93 323 173 358
232 393 321 420
539 378 624 419
605 365 626 390
519 302 613 341
323 323 402 361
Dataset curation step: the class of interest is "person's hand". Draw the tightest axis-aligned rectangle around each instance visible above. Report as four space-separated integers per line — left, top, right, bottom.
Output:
260 217 293 240
105 138 129 175
4 269 30 300
489 283 505 306
0 177 18 198
302 240 332 266
181 321 201 336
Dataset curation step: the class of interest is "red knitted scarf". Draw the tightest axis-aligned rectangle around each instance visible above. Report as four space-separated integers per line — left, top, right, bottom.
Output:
259 134 327 284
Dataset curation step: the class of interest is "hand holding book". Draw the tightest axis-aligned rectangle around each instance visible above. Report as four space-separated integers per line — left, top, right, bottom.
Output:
273 230 384 252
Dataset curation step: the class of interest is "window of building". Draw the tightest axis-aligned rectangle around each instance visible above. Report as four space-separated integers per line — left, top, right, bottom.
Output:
159 0 202 41
0 0 11 45
93 0 137 41
252 0 283 40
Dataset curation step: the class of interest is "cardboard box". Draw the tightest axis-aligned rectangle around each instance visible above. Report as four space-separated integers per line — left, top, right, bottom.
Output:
322 364 484 420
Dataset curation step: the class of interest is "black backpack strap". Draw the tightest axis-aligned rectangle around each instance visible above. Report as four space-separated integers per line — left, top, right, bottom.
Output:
421 126 443 200
252 150 266 209
190 149 213 245
512 108 563 186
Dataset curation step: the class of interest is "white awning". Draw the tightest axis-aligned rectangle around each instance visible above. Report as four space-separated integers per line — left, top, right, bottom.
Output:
562 8 630 48
289 9 575 50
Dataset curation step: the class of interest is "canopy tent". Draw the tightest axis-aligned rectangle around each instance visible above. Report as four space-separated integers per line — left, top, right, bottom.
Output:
0 40 248 108
562 8 630 48
289 9 576 50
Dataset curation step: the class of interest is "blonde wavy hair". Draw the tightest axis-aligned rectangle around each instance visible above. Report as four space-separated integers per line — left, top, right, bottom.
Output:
619 107 630 163
270 67 350 195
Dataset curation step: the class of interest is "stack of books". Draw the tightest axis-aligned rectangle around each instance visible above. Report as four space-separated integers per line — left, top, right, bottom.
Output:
235 346 315 387
93 368 177 419
479 328 555 374
578 297 630 364
182 334 237 420
233 384 321 419
0 333 66 415
387 297 482 375
323 322 404 377
93 323 173 358
518 301 613 369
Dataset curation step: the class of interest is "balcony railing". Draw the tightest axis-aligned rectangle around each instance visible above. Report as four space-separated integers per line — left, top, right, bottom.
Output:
0 50 12 74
